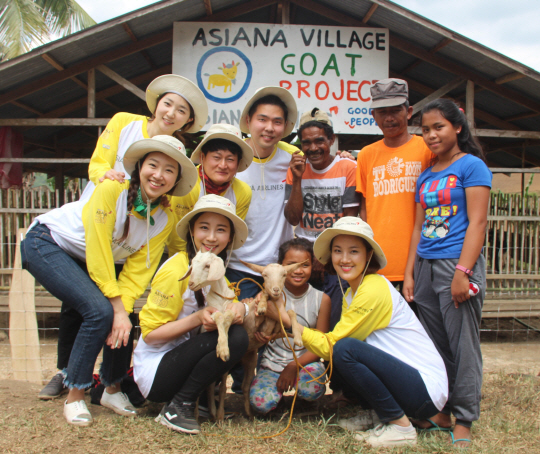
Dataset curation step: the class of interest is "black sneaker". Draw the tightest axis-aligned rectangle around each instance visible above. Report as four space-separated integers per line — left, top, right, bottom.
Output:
38 372 67 400
158 402 200 434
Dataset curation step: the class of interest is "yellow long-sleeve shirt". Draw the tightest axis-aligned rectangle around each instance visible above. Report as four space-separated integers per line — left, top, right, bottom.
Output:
36 179 175 313
138 252 191 339
301 273 449 412
302 274 392 361
88 112 149 184
167 172 252 255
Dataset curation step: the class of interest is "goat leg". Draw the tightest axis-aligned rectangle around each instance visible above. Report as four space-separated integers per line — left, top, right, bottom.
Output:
207 384 216 420
241 350 258 418
212 310 235 362
257 291 269 316
287 309 304 347
216 372 228 422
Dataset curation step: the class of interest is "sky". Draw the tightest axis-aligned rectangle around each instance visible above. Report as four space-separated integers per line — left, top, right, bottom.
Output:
76 0 540 72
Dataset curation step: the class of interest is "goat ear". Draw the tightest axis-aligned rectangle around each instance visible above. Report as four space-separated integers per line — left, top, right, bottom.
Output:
239 259 265 275
283 259 310 274
179 265 192 281
207 255 225 281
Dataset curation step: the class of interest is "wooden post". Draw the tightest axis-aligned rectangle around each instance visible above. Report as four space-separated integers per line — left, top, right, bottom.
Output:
87 68 95 118
466 80 475 127
54 137 64 206
9 228 42 383
281 0 290 24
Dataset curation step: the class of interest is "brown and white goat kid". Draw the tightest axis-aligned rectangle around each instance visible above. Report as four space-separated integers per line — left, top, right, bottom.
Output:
235 259 307 417
179 249 236 362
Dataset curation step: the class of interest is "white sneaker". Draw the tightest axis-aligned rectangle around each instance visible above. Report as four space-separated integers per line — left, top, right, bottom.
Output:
354 423 417 447
64 399 93 426
338 409 380 432
100 390 137 417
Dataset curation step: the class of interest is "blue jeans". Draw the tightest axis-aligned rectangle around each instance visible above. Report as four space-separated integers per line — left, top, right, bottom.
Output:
21 223 127 389
333 338 438 423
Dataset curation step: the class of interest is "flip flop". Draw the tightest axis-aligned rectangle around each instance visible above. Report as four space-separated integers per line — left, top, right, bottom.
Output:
450 431 471 448
417 418 452 432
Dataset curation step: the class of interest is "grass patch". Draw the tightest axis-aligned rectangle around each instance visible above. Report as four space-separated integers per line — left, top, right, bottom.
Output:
0 372 538 453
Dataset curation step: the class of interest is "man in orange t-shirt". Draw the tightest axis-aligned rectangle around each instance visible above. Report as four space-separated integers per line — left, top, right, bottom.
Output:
356 79 432 289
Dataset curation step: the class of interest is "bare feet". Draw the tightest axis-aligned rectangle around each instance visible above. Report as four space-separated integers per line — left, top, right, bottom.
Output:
451 424 471 448
413 412 452 430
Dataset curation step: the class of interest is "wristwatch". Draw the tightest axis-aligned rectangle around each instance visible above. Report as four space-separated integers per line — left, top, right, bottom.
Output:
243 302 249 318
455 264 473 276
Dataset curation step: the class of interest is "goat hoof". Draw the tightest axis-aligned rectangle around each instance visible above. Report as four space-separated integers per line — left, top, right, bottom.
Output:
216 349 230 362
256 306 267 316
294 337 303 348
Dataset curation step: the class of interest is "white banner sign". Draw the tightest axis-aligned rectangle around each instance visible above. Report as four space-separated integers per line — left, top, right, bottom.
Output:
173 22 389 134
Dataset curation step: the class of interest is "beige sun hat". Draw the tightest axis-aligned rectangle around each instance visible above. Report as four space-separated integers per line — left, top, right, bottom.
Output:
239 86 298 136
191 123 254 172
146 74 209 133
123 135 198 197
313 216 387 268
176 194 248 250
299 108 333 127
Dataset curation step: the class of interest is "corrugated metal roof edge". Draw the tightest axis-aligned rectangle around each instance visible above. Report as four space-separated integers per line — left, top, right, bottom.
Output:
1 0 539 85
368 0 540 82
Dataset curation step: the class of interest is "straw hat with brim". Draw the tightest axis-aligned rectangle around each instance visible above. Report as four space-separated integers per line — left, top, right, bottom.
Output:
191 123 253 172
313 216 387 269
146 74 209 133
239 86 298 136
123 135 198 198
176 194 248 250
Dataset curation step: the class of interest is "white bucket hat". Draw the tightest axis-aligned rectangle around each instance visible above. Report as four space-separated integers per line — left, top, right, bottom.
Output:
122 135 198 197
146 74 209 133
191 123 254 172
239 86 298 136
299 107 333 127
176 194 248 250
313 216 387 268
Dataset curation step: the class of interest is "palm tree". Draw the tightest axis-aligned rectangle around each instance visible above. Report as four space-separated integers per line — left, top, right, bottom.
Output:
0 0 96 60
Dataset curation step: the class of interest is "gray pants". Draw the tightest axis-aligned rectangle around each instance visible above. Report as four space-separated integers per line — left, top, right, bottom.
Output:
413 255 485 426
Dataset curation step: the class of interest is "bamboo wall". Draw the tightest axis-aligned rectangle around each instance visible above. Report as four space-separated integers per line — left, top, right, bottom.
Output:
485 192 540 298
1 186 81 288
1 187 539 296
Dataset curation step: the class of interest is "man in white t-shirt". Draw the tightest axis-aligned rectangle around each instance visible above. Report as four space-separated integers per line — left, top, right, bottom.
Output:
284 108 360 329
226 87 299 299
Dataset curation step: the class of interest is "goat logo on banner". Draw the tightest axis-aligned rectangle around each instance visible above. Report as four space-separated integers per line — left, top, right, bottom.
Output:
197 47 253 104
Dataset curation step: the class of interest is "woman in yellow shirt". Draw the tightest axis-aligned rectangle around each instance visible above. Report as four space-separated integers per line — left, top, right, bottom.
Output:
38 75 208 401
134 195 250 434
21 136 198 426
273 217 448 448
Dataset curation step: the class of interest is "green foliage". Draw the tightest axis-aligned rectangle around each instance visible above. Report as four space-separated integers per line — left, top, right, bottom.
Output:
0 0 96 60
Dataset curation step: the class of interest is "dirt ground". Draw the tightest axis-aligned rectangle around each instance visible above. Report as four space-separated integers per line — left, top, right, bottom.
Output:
0 340 538 454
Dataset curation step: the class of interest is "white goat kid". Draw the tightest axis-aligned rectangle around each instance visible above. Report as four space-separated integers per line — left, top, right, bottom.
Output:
180 249 236 362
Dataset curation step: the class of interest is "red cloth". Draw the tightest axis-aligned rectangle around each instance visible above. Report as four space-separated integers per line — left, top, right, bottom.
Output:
198 166 231 195
0 127 24 188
